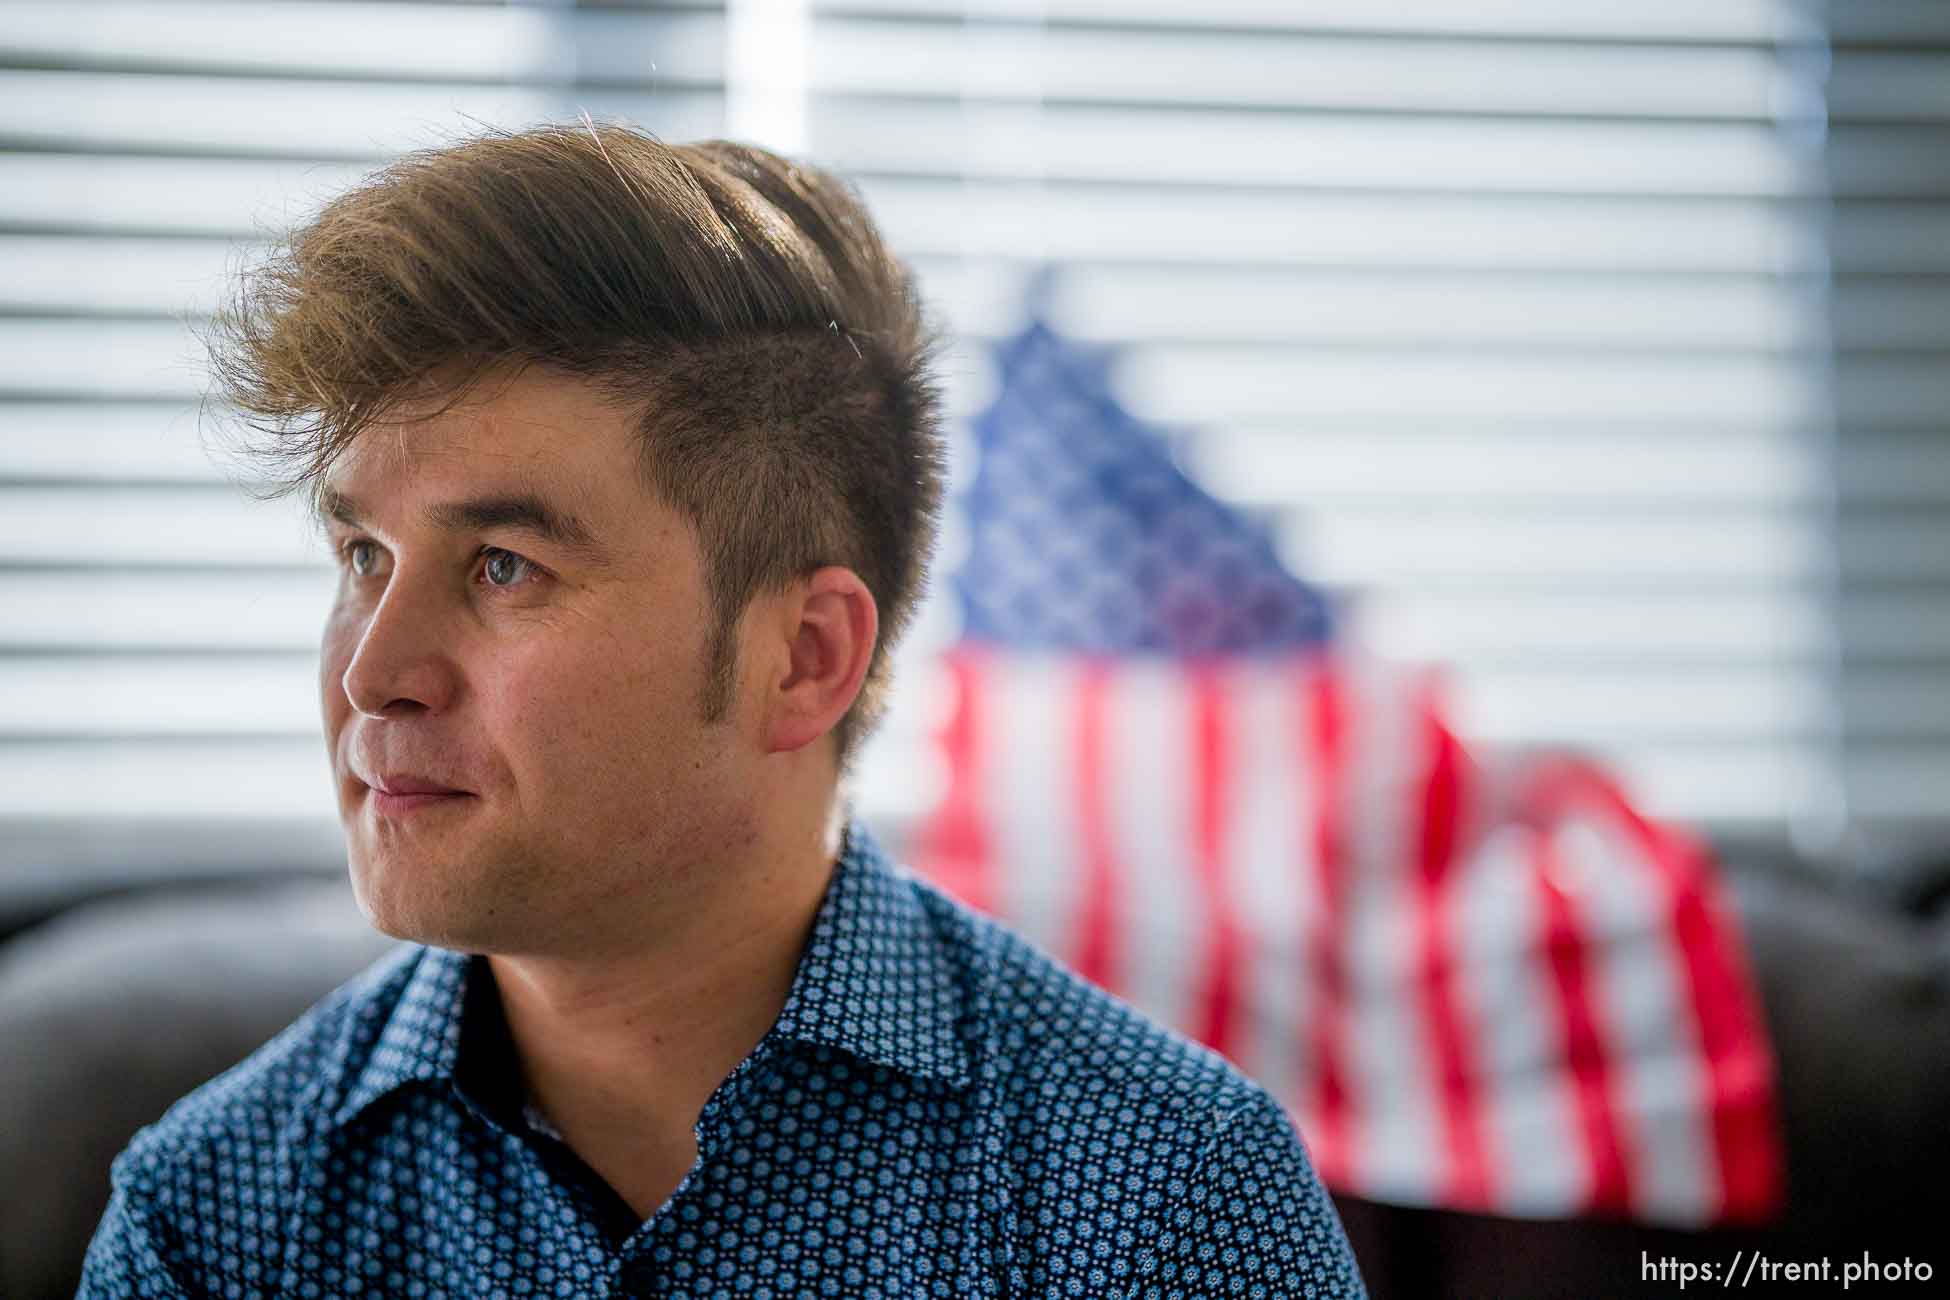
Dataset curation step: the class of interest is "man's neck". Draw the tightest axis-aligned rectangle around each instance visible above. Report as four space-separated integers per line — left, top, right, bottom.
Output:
485 808 844 1219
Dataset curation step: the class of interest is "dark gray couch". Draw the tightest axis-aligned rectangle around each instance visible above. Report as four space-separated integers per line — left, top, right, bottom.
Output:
0 878 394 1300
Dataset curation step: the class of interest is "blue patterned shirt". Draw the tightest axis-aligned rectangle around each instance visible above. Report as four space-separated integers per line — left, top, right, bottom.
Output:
80 825 1364 1298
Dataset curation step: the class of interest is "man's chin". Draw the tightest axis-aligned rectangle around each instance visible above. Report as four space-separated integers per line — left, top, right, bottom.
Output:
345 851 497 952
352 895 506 954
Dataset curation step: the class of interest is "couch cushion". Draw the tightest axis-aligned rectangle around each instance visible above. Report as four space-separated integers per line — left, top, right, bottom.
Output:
0 879 395 1300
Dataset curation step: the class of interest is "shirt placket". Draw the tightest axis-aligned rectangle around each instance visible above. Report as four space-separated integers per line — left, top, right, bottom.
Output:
609 1036 779 1299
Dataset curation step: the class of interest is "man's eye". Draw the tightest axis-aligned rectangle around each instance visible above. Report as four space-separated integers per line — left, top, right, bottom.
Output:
342 540 381 576
333 541 534 589
480 547 535 588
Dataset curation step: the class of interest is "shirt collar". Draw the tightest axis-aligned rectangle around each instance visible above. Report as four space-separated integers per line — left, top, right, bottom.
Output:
331 941 472 1127
767 821 971 1090
331 820 969 1127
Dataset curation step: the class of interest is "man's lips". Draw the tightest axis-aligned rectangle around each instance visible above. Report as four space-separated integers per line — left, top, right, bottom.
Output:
362 773 474 816
364 787 473 818
370 775 469 796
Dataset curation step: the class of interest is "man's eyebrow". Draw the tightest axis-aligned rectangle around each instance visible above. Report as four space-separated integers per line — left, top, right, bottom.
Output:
315 487 612 564
316 487 362 528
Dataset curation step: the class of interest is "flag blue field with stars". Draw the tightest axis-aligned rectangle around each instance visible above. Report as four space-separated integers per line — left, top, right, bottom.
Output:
952 311 1333 656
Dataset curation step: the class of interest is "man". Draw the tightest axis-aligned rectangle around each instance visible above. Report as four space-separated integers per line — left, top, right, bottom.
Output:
79 124 1364 1298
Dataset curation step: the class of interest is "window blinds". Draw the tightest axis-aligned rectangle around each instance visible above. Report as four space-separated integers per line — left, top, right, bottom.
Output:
1824 1 1950 852
820 0 1854 845
2 0 1940 867
0 1 728 859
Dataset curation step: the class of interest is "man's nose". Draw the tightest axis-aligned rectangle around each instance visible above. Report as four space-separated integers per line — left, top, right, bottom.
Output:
339 576 461 719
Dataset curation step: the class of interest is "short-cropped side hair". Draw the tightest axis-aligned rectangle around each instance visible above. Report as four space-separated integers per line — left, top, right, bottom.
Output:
205 123 945 762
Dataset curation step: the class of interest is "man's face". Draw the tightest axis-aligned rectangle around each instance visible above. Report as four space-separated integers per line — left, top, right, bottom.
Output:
317 365 756 955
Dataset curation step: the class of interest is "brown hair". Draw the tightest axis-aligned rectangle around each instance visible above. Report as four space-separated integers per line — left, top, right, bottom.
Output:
204 123 944 762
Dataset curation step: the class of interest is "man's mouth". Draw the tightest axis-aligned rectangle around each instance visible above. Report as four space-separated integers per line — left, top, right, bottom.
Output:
366 787 471 818
365 774 474 817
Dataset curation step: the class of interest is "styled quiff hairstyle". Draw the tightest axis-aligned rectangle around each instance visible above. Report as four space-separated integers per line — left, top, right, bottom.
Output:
206 123 944 762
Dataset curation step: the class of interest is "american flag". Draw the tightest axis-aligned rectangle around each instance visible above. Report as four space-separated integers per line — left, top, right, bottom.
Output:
913 307 1783 1226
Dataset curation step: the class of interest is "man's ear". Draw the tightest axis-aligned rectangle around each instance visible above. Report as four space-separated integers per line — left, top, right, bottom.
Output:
762 566 879 756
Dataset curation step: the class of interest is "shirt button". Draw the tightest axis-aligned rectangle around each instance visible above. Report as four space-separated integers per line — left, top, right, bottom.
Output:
617 1259 659 1297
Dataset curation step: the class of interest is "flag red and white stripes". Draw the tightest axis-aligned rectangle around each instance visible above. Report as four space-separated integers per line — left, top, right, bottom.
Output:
914 645 1784 1226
